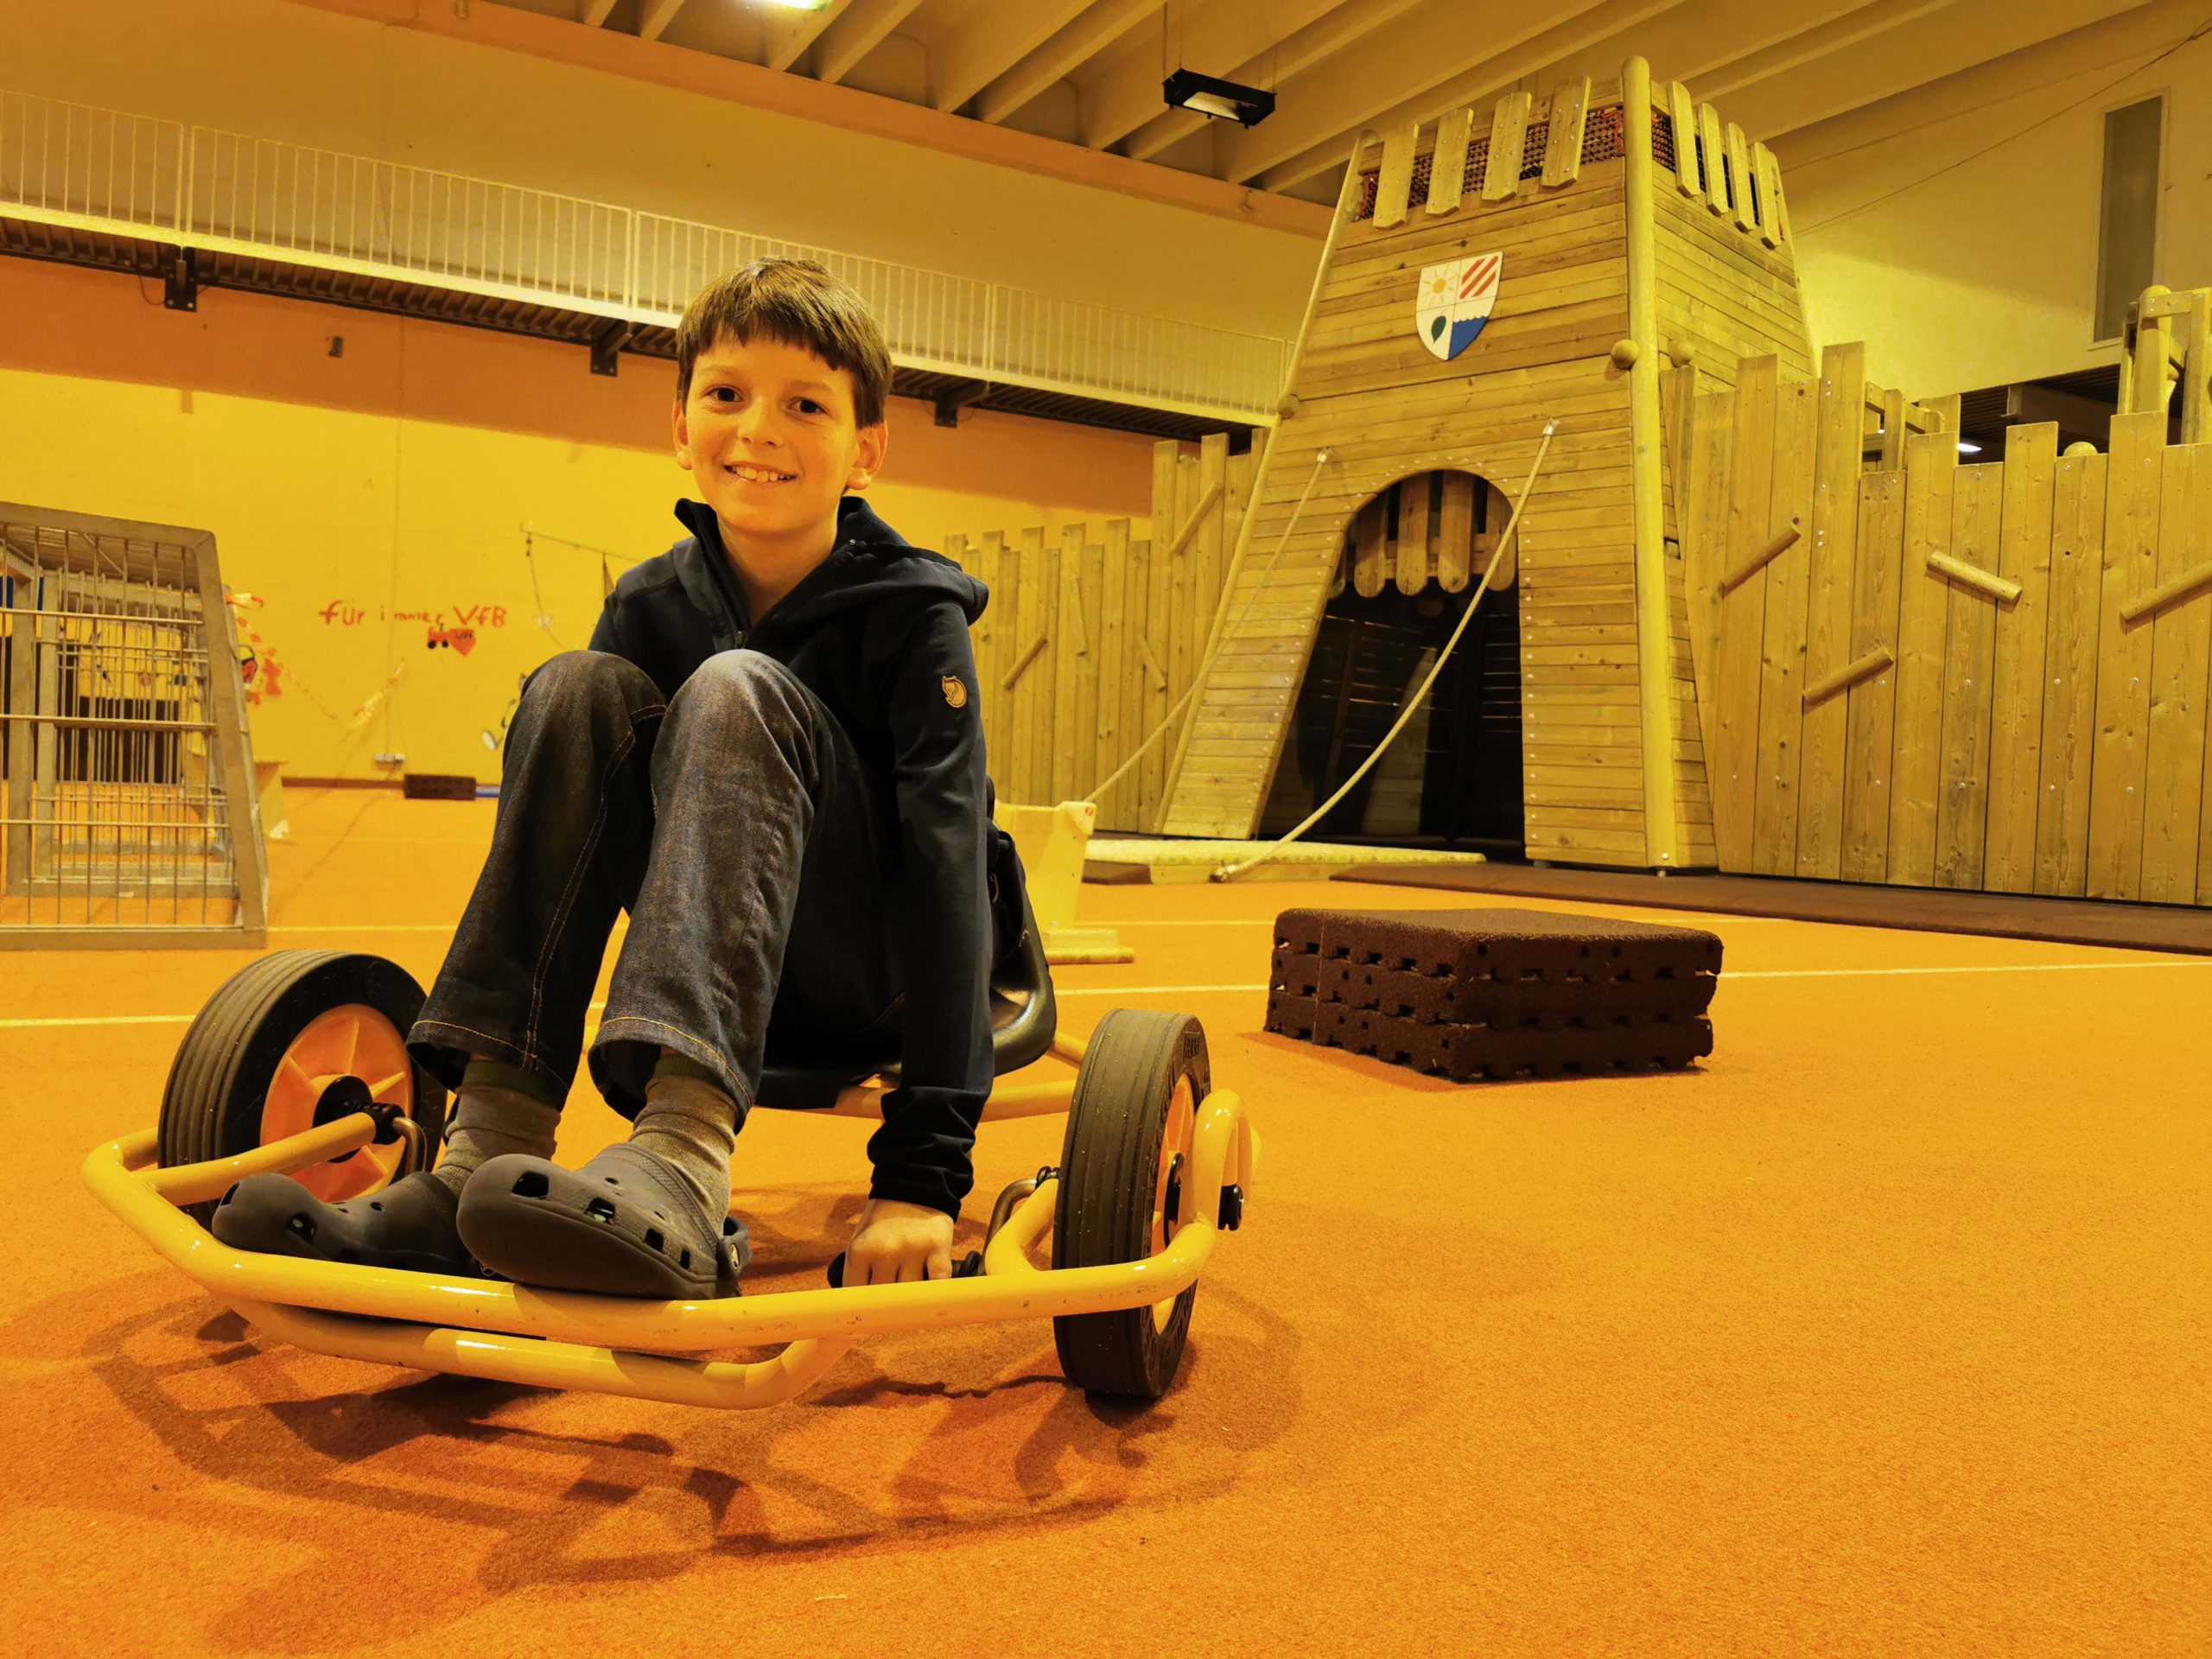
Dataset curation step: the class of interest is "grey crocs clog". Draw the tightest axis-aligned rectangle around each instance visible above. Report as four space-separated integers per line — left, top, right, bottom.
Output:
210 1169 482 1277
455 1146 749 1300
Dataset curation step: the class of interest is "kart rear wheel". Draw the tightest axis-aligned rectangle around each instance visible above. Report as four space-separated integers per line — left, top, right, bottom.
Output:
1052 1009 1208 1400
157 950 448 1222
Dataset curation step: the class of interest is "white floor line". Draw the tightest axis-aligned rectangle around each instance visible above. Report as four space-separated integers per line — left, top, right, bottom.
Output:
270 924 459 933
16 959 2204 1034
1726 960 2210 980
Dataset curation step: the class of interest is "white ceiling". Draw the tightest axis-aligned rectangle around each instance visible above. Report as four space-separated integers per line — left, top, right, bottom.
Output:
480 0 2177 204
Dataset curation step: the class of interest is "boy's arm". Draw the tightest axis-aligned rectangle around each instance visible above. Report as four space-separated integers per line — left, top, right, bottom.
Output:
865 601 995 1220
587 592 629 657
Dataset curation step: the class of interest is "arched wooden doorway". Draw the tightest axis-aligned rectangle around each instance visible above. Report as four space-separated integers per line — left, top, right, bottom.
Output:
1256 470 1524 854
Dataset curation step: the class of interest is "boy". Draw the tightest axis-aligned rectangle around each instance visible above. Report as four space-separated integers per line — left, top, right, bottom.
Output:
216 257 1020 1298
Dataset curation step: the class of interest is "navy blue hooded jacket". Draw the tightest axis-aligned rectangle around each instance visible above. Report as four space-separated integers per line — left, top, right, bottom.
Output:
588 494 1014 1219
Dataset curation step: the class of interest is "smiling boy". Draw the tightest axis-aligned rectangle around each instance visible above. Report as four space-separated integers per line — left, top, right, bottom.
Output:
215 258 1018 1296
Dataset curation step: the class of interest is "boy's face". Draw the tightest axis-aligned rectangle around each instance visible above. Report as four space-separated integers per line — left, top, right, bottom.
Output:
673 333 887 562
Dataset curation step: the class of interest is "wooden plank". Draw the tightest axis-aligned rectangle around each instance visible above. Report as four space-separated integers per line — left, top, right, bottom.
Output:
1934 465 2003 889
1699 105 1728 218
1373 120 1421 228
1164 451 1200 824
1195 434 1230 710
1352 496 1388 597
2141 443 2212 903
1796 341 1866 879
1147 444 1180 827
1396 473 1435 594
1753 143 1784 248
1669 81 1700 200
1681 389 1733 802
1541 76 1590 188
1840 469 1905 881
1751 376 1816 875
1725 123 1757 234
1427 105 1474 215
1123 536 1155 832
1887 433 1957 887
1093 520 1129 826
1436 471 1475 591
2033 454 2107 895
1878 386 1906 472
2085 411 2165 899
970 531 1007 783
1075 538 1105 803
1484 91 1533 202
1052 523 1088 805
1984 422 2058 893
1007 526 1048 804
1713 356 1778 870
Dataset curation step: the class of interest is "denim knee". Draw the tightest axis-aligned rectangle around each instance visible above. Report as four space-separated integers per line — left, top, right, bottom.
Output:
668 650 804 741
519 650 662 722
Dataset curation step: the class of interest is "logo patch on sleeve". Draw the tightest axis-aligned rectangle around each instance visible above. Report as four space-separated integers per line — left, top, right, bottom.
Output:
940 675 969 710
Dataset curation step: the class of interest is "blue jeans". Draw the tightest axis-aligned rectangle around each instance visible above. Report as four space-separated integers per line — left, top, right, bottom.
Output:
407 649 904 1121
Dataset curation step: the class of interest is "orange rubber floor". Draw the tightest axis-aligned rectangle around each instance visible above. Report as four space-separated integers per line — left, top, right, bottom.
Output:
4 791 2206 1656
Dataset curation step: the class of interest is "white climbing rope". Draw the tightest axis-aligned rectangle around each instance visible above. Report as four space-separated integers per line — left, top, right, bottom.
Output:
1084 442 1336 811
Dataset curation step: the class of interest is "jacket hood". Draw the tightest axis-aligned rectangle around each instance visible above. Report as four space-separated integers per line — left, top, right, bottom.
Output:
668 496 986 640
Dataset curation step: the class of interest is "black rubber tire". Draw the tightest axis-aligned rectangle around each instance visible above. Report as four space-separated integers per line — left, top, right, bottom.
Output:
156 950 448 1223
1052 1009 1209 1400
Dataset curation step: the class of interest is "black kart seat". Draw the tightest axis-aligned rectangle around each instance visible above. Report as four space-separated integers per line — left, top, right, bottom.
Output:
752 887 1058 1112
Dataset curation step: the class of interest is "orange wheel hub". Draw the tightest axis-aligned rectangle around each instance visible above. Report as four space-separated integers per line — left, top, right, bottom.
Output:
258 1004 416 1202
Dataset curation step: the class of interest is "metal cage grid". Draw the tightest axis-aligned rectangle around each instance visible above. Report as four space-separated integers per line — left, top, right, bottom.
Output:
1 505 268 947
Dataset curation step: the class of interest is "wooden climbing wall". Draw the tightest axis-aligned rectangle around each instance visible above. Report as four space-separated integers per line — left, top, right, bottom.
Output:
1679 347 2212 905
944 435 1255 831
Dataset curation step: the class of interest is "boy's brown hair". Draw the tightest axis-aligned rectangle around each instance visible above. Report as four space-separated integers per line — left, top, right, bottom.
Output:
675 257 893 429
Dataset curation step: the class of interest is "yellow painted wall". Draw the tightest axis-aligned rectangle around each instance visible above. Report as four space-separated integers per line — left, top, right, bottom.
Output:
5 0 1319 340
1779 21 2212 398
0 257 1154 783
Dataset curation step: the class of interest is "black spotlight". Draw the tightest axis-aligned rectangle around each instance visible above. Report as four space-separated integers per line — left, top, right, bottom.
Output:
1162 67 1274 128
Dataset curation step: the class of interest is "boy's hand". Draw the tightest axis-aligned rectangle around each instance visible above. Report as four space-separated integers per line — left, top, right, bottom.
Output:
844 1198 956 1285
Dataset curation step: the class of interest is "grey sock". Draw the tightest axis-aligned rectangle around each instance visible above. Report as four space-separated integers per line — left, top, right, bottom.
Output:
430 1058 563 1198
628 1056 742 1224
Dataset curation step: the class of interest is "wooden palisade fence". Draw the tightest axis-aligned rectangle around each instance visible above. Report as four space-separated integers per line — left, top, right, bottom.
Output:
1676 282 2212 906
943 434 1255 832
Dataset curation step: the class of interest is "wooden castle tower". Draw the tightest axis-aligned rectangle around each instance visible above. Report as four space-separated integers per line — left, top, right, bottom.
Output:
1160 57 1842 868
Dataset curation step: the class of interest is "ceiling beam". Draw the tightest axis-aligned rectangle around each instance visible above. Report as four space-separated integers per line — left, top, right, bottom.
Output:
1716 0 2149 143
931 0 1094 114
639 0 687 45
1693 0 1960 102
1077 0 1344 152
1122 0 1424 162
1227 0 1666 190
1772 0 2210 166
975 0 1162 126
813 0 926 86
766 0 856 74
582 0 619 28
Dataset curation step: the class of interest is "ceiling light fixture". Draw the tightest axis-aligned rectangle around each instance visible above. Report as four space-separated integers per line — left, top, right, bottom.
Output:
1163 67 1274 127
1956 440 1982 454
759 0 833 12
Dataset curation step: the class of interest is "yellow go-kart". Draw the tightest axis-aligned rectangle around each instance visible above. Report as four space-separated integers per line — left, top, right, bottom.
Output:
85 910 1258 1407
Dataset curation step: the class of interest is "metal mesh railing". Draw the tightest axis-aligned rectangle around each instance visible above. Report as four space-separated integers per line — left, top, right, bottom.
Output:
2 507 267 946
3 88 1285 421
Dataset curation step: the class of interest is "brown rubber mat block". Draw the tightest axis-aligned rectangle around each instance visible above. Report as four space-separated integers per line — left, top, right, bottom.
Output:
1320 958 1717 1023
1276 906 1723 988
1264 993 1321 1041
1271 942 1323 998
1339 1009 1714 1081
